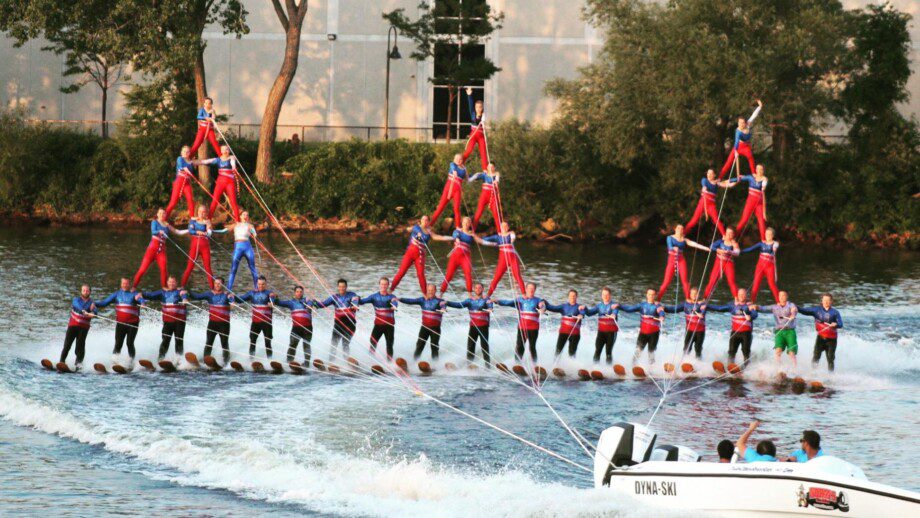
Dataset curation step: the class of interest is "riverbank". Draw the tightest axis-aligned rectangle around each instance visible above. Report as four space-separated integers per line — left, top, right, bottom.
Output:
5 207 916 249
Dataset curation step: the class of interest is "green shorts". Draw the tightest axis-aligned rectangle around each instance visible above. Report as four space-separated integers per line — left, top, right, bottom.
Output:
774 329 798 354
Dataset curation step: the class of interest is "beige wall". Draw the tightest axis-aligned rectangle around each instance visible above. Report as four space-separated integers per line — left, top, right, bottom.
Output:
1 0 918 138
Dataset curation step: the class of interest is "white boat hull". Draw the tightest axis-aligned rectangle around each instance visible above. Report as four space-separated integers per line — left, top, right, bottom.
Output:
603 461 920 516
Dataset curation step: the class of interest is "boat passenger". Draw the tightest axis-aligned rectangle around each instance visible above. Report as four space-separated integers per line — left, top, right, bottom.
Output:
787 430 824 463
717 440 734 463
736 421 777 462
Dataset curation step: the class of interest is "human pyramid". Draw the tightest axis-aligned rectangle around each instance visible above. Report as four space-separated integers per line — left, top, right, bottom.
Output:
57 92 844 378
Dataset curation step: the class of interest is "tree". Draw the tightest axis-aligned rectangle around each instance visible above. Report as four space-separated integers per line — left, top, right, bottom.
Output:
254 0 310 184
384 0 503 143
0 0 134 137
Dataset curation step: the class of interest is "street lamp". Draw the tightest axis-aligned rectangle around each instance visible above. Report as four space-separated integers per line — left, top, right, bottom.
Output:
384 25 402 140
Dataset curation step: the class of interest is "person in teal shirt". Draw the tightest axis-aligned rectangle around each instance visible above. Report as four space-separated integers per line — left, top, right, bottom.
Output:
736 421 777 462
787 430 824 462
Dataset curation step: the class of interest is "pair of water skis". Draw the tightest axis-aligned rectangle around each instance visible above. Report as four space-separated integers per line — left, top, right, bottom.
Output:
712 361 825 392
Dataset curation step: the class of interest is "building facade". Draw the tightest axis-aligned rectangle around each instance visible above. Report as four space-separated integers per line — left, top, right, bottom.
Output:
1 0 918 141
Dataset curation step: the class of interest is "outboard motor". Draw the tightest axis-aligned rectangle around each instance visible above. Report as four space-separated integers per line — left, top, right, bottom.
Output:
650 444 701 463
593 422 657 488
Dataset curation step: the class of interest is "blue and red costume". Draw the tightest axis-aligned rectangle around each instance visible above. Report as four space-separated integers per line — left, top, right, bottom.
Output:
483 232 526 297
190 289 234 361
239 289 277 356
201 156 241 221
719 105 761 179
190 106 221 156
440 228 475 295
399 295 447 359
143 288 189 358
799 305 843 371
462 92 489 170
620 301 665 362
684 176 726 236
391 225 430 292
731 175 768 240
357 292 399 357
318 291 360 356
181 219 215 289
446 296 494 365
60 296 98 365
97 288 145 358
133 220 173 289
742 241 779 303
496 296 545 361
708 300 758 363
276 296 318 362
544 301 586 357
165 155 196 218
664 301 708 358
430 162 468 225
657 236 691 301
585 301 620 363
703 239 740 299
469 171 501 232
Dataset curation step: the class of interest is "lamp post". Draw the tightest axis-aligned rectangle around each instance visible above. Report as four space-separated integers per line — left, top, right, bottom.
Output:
384 25 401 140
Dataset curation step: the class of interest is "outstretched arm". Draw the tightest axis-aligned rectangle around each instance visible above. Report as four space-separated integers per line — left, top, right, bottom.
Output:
685 239 709 252
748 100 763 124
736 420 760 458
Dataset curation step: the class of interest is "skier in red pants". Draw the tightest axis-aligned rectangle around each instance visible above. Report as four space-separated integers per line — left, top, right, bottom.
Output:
133 209 187 289
482 221 526 297
430 154 468 226
684 168 733 236
657 225 709 302
742 227 780 303
731 164 769 241
440 217 477 296
461 87 489 170
198 145 241 222
719 100 762 179
189 97 221 156
703 228 741 300
392 216 447 293
469 163 501 232
165 145 197 219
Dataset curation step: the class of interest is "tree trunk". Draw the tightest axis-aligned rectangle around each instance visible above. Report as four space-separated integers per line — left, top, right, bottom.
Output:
255 23 303 183
193 45 212 184
445 86 455 144
101 83 108 139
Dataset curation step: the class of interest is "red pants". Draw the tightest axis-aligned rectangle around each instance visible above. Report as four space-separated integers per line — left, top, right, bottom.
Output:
190 124 221 156
704 258 738 300
391 246 426 292
440 251 473 294
658 254 690 301
719 142 755 179
133 240 168 289
209 175 240 221
736 195 767 241
181 238 214 289
472 188 501 232
750 258 779 303
430 178 462 225
165 176 194 218
462 127 489 170
487 251 526 297
685 196 725 236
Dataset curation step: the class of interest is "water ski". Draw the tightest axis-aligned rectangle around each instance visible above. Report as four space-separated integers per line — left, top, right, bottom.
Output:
157 360 177 373
467 363 479 371
590 370 605 381
395 358 409 371
328 364 342 374
346 357 360 368
577 369 591 381
533 366 548 381
112 364 129 374
809 381 826 393
41 359 54 371
55 362 73 373
774 371 789 384
93 363 107 374
681 363 695 374
251 362 266 373
269 361 285 374
663 362 675 374
184 352 201 368
552 367 567 378
511 365 527 376
632 366 647 378
288 361 305 375
613 364 627 377
444 362 458 371
727 363 743 375
312 359 327 371
418 361 433 374
203 356 223 371
371 364 386 375
712 361 726 374
495 363 509 373
138 359 156 372
230 361 245 372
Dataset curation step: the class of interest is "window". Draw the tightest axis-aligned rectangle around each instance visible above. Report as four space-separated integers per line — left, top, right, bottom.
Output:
431 0 488 141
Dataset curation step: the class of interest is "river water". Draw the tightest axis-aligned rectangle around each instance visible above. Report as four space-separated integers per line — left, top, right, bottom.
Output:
0 225 917 516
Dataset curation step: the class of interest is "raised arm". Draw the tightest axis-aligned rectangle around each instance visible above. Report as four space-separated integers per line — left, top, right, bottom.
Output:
748 100 763 124
466 88 476 118
736 421 760 458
